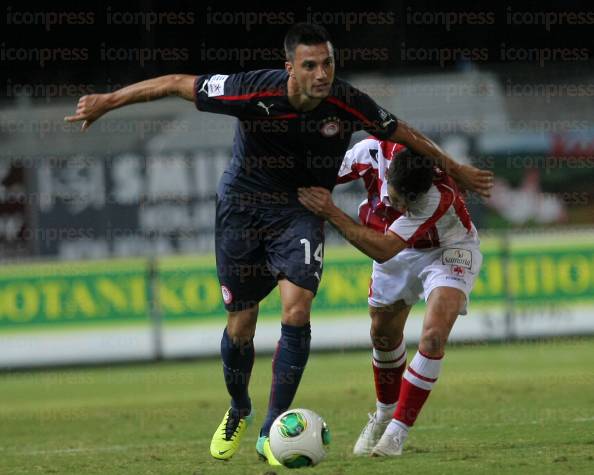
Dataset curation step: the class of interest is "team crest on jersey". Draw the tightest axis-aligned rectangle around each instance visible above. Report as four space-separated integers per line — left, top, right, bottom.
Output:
221 285 233 304
320 116 340 137
442 248 472 268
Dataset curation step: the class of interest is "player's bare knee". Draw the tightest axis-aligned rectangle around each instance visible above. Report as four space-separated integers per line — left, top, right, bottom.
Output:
226 308 257 344
226 325 255 345
369 303 407 349
369 314 385 335
369 319 390 345
371 333 402 351
419 327 446 356
282 306 310 326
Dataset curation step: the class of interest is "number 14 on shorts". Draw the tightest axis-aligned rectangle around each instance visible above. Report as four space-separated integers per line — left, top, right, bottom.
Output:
300 238 323 268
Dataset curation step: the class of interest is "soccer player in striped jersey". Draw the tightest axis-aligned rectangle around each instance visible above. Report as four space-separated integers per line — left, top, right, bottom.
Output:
298 138 483 457
66 23 492 465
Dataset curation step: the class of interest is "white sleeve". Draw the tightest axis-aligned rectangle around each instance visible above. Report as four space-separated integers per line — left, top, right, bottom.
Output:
337 138 378 183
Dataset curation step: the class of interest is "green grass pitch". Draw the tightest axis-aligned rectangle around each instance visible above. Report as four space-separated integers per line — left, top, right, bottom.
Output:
2 339 594 474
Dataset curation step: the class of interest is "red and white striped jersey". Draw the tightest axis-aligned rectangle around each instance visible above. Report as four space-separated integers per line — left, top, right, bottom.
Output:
337 137 477 248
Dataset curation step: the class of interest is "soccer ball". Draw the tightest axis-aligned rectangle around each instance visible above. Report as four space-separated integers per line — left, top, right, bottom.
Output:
269 408 330 468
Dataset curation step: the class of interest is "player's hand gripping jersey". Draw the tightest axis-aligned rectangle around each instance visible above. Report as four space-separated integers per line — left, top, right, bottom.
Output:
337 136 478 248
338 137 482 312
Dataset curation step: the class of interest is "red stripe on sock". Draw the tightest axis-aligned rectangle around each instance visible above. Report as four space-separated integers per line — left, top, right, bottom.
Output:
407 366 438 383
373 349 407 364
373 355 406 366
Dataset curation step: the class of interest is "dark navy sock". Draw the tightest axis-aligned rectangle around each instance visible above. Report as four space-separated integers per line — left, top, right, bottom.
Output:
260 322 311 437
220 327 254 418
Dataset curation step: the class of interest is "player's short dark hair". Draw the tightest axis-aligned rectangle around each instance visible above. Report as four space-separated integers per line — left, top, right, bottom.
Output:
387 148 435 202
284 23 331 61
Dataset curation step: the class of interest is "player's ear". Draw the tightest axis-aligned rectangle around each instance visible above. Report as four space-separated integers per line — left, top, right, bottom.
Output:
285 61 294 78
327 41 335 60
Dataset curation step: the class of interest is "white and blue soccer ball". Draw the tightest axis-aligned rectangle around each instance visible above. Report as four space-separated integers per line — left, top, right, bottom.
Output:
269 408 331 468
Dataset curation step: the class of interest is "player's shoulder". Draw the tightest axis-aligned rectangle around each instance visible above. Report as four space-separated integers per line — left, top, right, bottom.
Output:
203 69 286 95
236 69 288 87
351 136 405 160
345 136 381 163
354 135 381 149
329 76 366 103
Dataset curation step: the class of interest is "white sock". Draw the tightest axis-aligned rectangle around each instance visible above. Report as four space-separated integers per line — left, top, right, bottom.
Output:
376 401 397 422
385 418 410 436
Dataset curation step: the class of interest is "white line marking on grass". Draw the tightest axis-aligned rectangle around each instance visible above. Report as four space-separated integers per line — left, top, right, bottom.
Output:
3 439 208 456
415 416 594 431
1 432 351 457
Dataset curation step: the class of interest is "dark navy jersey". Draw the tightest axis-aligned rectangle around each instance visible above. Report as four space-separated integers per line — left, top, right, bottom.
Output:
194 69 398 206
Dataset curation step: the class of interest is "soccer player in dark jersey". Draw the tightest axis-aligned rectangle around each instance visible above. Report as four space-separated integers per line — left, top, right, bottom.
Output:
65 23 493 465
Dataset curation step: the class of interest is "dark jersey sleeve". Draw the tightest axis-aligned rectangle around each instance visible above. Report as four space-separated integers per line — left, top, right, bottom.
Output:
194 70 279 118
338 82 398 140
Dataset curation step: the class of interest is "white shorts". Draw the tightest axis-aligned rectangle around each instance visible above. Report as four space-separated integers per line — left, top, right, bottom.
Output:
368 241 482 315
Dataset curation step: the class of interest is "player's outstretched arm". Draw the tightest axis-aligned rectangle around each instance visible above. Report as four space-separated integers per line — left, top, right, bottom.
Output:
390 120 493 198
298 187 406 263
64 74 197 131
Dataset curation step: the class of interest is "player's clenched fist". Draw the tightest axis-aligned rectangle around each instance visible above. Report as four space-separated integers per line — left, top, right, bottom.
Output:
64 94 111 131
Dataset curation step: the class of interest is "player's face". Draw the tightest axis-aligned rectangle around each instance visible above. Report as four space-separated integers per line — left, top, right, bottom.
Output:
387 183 408 212
287 42 335 99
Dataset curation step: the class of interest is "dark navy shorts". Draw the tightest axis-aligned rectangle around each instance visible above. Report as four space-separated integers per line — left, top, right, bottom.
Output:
215 197 325 312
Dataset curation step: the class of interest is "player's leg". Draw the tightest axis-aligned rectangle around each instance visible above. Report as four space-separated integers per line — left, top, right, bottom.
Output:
211 305 259 460
354 253 422 455
259 279 313 437
257 280 313 465
370 301 411 416
373 244 483 456
354 301 410 455
373 286 465 456
256 210 322 464
211 198 277 460
222 305 259 418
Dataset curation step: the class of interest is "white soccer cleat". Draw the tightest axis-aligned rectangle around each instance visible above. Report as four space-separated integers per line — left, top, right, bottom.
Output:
371 423 408 457
353 413 390 456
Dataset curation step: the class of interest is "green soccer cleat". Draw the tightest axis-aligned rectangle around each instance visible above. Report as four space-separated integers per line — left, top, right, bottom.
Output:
210 408 253 460
256 435 282 466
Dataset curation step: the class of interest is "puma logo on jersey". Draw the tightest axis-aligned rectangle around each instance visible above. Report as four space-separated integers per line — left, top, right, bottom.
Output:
198 79 209 94
257 101 274 115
